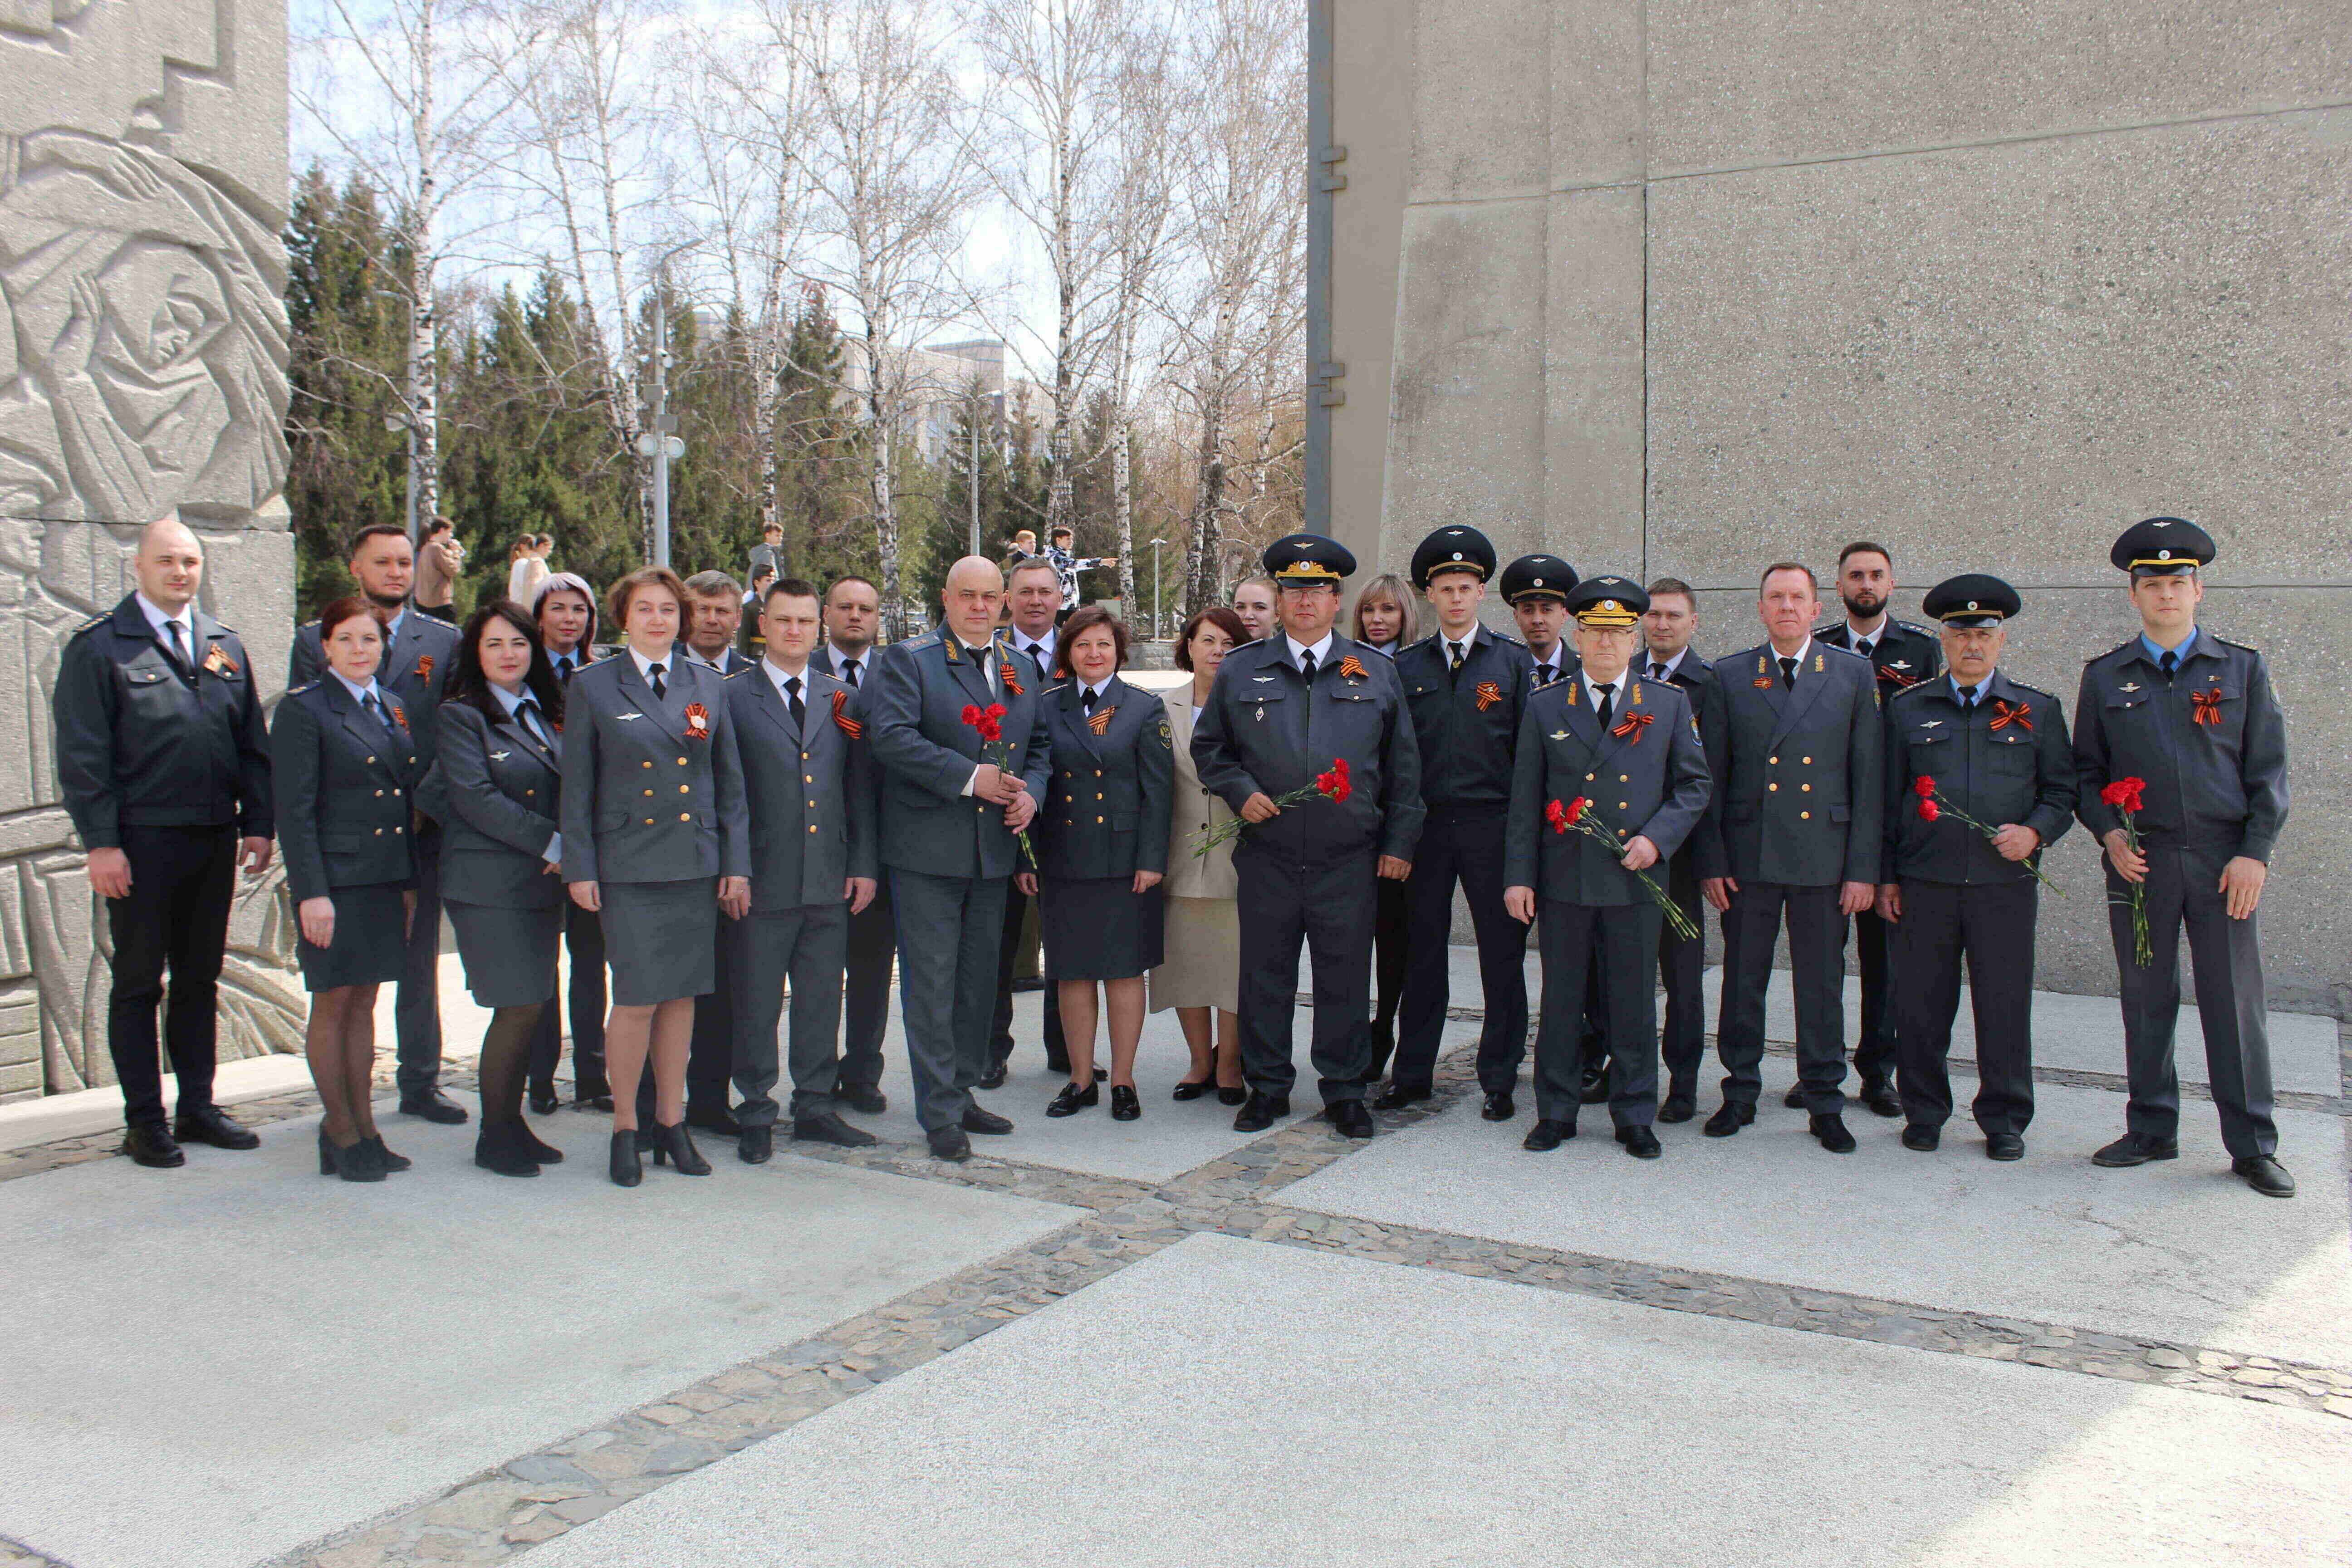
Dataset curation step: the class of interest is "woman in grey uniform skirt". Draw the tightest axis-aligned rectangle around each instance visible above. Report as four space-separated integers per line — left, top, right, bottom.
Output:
427 600 570 1176
272 598 421 1183
1017 608 1172 1121
561 566 751 1186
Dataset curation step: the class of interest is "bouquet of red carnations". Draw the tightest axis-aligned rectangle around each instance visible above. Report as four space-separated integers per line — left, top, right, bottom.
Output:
1545 796 1700 942
2099 776 2152 965
963 703 1034 867
1191 758 1351 857
1911 776 2062 893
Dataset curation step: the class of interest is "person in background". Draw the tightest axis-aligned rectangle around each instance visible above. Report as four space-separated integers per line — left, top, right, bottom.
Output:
668 571 757 1131
53 513 273 1170
1352 573 1417 659
1230 574 1278 644
413 516 465 621
1021 608 1172 1120
986 558 1072 1087
507 536 550 609
561 566 752 1187
1640 577 1728 1122
820 576 893 1115
273 601 420 1182
426 601 571 1177
1349 573 1420 1083
1006 529 1039 560
747 520 787 585
290 525 464 1124
528 572 611 1111
1151 607 1250 1104
680 572 753 680
1042 525 1114 623
742 565 776 653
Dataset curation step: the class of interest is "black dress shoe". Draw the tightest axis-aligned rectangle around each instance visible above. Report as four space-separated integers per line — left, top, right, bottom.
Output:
1012 974 1047 992
2233 1156 2296 1197
2092 1132 2179 1167
173 1104 260 1150
609 1130 643 1187
1046 1081 1099 1117
1656 1091 1695 1124
1480 1091 1515 1122
1217 1084 1248 1106
687 1104 743 1138
1372 1081 1431 1111
1110 1084 1141 1121
1859 1080 1902 1118
979 1062 1009 1090
1809 1113 1857 1153
1901 1123 1940 1152
1703 1101 1755 1137
1171 1078 1213 1101
739 1124 775 1163
1233 1092 1289 1132
399 1088 470 1124
573 1093 615 1112
962 1104 1014 1135
1327 1101 1375 1139
836 1083 889 1115
1984 1132 2025 1161
1616 1125 1662 1159
474 1122 541 1177
1523 1118 1575 1152
649 1120 712 1175
1782 1085 1808 1110
928 1126 972 1161
123 1122 185 1168
368 1135 412 1171
794 1112 878 1148
528 1078 560 1115
1579 1064 1610 1105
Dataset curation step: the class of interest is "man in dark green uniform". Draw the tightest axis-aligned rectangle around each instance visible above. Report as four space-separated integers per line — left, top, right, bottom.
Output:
2073 518 2293 1198
1877 575 2076 1159
1194 534 1424 1139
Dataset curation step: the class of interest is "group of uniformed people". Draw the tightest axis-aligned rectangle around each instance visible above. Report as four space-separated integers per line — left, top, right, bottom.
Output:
56 507 2294 1198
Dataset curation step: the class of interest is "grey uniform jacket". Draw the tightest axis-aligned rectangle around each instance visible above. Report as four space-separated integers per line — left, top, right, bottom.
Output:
2072 629 2288 862
858 630 1051 882
1191 633 1426 863
1694 642 1885 887
271 680 420 901
725 662 879 910
425 699 564 909
1882 673 2077 886
290 609 461 777
559 654 750 885
1504 672 1711 904
1036 677 1175 882
54 595 273 847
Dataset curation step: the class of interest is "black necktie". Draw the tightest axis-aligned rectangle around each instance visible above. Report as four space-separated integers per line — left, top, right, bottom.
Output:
1855 638 1873 661
1779 656 1797 690
1536 664 1558 688
1299 650 1317 682
2158 651 2178 681
648 662 666 701
1961 686 1978 711
1082 686 1098 713
1649 661 1667 681
1025 642 1045 667
784 675 804 728
1449 641 1465 674
556 655 574 686
516 697 547 745
164 620 190 675
1595 681 1616 729
364 693 394 736
841 657 860 689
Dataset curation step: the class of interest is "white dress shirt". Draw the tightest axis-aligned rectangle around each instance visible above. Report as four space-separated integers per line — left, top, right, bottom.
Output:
629 646 674 687
1770 636 1815 678
764 655 811 706
1529 645 1567 684
1644 646 1689 682
1843 616 1889 659
1008 624 1058 675
823 642 872 686
1586 671 1628 715
1284 631 1334 674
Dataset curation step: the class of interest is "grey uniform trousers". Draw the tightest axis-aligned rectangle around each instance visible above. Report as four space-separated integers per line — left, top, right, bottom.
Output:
890 867 1008 1132
392 826 444 1093
1717 880 1848 1113
730 903 850 1125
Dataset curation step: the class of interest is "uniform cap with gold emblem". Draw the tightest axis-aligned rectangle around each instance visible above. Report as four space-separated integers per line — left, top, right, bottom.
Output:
2110 515 2215 578
1566 575 1647 627
1921 573 2021 628
1408 525 1496 589
1497 553 1578 605
1262 532 1357 586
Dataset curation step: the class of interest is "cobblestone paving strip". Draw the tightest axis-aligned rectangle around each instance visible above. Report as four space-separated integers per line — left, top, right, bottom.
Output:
247 1044 2352 1568
0 1536 69 1566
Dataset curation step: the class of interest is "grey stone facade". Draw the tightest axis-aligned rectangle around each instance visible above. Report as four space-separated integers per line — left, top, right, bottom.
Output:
1328 0 2352 1013
0 0 299 1098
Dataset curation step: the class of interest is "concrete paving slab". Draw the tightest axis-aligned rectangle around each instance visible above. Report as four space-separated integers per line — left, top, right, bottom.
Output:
1282 1061 2352 1366
851 991 1362 1184
0 1112 1078 1568
528 1233 2352 1568
0 1051 315 1151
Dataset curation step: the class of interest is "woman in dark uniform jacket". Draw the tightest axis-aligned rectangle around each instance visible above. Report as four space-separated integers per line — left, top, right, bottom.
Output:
1016 608 1172 1121
561 565 751 1186
273 598 420 1183
425 600 569 1177
1351 580 1416 1079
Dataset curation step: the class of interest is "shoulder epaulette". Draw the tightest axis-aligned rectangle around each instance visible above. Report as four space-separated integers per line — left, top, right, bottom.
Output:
1887 680 1938 705
1042 681 1070 694
69 614 108 637
1819 642 1870 662
297 618 321 632
1891 619 1932 635
2004 681 2056 701
414 610 458 630
2083 642 2132 665
2215 636 2262 655
1485 628 1526 647
287 680 319 696
724 666 751 680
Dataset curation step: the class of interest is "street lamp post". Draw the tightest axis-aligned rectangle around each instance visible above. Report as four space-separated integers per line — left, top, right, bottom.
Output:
1148 537 1168 640
635 243 696 567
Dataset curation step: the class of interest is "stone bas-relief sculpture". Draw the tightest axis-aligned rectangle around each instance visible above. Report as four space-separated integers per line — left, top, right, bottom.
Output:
0 0 300 1099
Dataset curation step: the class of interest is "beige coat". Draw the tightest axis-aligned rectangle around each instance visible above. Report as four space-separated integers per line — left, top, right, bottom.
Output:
1160 686 1237 899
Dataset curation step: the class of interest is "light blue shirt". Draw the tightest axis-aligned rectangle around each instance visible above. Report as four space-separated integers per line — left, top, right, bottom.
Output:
382 606 408 651
332 671 387 711
1949 675 1989 706
490 682 561 864
2140 629 2195 666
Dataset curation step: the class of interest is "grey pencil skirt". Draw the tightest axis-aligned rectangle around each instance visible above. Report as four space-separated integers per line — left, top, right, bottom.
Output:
598 878 717 1005
446 900 562 1008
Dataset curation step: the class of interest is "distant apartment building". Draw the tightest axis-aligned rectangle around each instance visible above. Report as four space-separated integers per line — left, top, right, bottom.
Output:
843 338 1050 463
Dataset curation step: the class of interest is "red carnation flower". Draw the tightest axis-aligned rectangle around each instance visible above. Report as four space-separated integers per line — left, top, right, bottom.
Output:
1917 798 1940 822
1913 775 1936 797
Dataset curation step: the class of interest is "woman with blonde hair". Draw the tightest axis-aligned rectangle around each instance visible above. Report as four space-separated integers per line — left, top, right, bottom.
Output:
1351 573 1418 1076
1149 605 1250 1103
1352 573 1417 658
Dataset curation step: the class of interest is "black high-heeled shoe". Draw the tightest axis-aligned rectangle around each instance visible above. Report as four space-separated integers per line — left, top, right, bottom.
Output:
367 1135 412 1172
610 1129 643 1186
650 1120 711 1176
1046 1080 1099 1117
475 1121 541 1178
319 1128 385 1182
1171 1078 1213 1101
1109 1084 1141 1121
1217 1085 1248 1107
517 1124 564 1163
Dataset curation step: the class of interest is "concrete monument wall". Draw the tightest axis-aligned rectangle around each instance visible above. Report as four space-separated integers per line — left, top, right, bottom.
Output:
1329 0 2352 1014
0 0 300 1098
